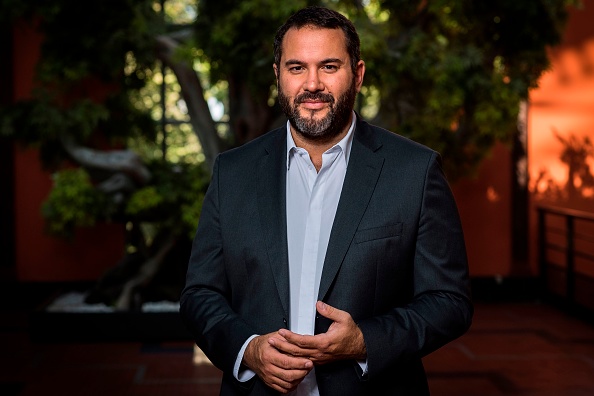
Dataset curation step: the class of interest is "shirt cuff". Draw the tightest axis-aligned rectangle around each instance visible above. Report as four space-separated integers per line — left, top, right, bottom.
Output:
357 359 368 376
233 334 259 382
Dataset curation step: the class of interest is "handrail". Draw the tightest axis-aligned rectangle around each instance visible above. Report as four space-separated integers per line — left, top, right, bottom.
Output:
537 205 594 312
537 204 594 222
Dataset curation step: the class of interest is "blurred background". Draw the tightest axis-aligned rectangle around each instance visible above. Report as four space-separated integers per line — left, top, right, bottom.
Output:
1 0 594 395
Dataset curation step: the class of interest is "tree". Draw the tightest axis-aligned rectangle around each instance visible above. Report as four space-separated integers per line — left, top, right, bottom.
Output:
0 0 581 308
189 0 581 178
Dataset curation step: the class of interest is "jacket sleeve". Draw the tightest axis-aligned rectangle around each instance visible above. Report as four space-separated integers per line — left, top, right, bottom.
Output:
179 155 256 375
357 152 473 379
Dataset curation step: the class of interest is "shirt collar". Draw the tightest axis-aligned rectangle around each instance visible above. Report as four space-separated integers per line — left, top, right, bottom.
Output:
286 111 356 170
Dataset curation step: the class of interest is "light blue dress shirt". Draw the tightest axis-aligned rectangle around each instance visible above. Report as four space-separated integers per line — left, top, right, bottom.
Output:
234 113 357 396
285 113 355 395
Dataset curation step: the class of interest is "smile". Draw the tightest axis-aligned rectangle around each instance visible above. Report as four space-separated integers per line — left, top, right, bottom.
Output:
299 101 328 110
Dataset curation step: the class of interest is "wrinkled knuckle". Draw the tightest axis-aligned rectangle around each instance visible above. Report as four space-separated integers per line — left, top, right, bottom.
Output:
280 356 290 368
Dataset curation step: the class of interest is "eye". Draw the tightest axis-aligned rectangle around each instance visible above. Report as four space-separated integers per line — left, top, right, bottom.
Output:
288 65 304 73
321 64 339 72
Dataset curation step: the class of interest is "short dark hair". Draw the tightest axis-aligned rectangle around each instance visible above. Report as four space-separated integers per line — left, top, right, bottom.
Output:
273 6 361 75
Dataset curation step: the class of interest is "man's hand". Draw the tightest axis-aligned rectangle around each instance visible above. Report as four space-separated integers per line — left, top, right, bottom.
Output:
269 301 367 365
243 331 313 394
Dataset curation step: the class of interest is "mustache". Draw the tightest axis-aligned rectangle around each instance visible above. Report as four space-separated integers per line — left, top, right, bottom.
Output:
294 92 335 104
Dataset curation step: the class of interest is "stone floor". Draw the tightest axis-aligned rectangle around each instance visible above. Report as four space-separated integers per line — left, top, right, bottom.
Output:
2 300 594 395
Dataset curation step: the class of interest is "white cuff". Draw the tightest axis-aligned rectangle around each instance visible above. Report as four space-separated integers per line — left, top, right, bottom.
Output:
233 334 259 382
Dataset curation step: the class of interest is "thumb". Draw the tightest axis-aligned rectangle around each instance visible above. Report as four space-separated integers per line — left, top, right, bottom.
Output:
316 301 341 321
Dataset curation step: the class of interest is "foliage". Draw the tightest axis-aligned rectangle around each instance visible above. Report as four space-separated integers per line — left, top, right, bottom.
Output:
1 0 160 163
1 0 210 252
126 186 164 216
125 160 211 239
193 0 313 99
0 0 583 307
1 0 582 238
182 0 581 179
348 0 581 179
41 168 107 238
41 158 209 241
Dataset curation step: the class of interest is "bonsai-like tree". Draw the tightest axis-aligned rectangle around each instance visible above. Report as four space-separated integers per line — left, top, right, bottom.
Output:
0 0 581 309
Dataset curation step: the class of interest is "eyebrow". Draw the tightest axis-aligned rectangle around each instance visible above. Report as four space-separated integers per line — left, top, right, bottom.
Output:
283 58 344 67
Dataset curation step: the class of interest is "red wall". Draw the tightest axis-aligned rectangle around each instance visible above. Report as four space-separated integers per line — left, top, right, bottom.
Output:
452 143 513 278
527 2 594 274
12 20 125 281
451 2 594 279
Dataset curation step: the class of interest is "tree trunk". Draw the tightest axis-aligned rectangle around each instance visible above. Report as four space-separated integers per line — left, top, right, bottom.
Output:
155 33 224 172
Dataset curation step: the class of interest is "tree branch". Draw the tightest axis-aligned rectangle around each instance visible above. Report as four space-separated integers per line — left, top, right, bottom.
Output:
61 135 151 184
155 33 224 172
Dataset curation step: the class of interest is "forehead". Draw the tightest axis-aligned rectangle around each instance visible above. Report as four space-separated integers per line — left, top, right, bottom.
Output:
281 26 348 62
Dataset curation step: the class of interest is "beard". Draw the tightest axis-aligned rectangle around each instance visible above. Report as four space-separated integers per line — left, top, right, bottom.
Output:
278 79 357 141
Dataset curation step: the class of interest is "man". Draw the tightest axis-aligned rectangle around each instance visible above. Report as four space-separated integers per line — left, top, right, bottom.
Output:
180 6 473 396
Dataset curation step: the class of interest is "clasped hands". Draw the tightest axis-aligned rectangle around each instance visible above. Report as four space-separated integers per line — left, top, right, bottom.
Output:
243 301 367 394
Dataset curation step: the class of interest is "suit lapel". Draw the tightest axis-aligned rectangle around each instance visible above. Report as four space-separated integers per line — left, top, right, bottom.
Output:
256 129 290 317
318 120 385 301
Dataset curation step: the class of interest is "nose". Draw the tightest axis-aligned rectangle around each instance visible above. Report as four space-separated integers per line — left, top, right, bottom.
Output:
303 70 324 92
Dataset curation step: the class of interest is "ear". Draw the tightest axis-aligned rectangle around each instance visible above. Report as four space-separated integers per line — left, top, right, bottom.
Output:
355 60 365 93
273 64 279 81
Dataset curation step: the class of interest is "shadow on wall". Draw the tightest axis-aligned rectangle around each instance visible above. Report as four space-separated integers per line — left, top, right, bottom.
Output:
531 129 594 212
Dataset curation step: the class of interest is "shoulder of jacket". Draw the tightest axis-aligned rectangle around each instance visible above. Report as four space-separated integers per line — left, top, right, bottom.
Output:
219 126 285 160
358 118 437 158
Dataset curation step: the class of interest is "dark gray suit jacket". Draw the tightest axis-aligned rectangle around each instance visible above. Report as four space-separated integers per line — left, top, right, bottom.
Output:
180 117 473 395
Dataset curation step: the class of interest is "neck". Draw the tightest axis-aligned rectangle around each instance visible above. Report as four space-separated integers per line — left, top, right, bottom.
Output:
290 111 354 151
291 128 347 152
290 116 352 172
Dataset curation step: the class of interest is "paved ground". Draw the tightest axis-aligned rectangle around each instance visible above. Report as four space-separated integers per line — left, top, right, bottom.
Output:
2 301 594 395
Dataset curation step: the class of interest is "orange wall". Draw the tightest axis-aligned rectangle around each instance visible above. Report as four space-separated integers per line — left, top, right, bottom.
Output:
12 20 125 281
453 2 594 279
452 143 513 278
527 2 594 273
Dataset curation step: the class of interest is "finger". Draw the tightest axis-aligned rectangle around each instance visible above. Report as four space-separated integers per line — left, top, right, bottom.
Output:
276 329 321 350
270 335 316 357
265 374 301 394
270 341 314 367
269 370 307 391
264 360 312 392
316 301 348 322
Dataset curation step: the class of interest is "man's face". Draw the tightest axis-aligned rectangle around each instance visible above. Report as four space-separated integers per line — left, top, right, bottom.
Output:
275 26 365 142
